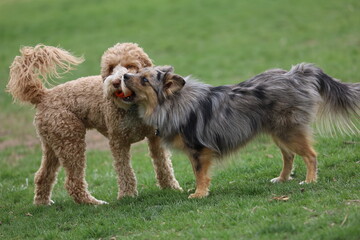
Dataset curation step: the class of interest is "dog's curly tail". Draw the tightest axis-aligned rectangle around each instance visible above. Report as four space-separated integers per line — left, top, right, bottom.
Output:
289 63 360 135
7 44 84 105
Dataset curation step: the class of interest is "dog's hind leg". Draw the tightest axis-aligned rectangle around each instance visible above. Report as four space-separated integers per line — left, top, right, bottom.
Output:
188 148 213 199
147 135 182 191
274 129 318 184
58 137 107 204
40 113 107 205
34 142 60 205
270 138 295 183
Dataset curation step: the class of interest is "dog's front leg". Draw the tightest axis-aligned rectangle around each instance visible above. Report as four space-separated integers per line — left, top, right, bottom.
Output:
188 148 213 199
109 138 138 199
147 135 182 191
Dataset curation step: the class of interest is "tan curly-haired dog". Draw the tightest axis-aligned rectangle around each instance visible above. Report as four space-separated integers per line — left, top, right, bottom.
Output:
7 43 182 205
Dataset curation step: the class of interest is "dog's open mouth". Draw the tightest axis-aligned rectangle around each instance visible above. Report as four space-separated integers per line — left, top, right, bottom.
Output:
114 89 136 102
122 93 135 102
113 78 136 102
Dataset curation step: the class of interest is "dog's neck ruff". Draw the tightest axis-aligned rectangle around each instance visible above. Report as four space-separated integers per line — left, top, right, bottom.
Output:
142 77 211 138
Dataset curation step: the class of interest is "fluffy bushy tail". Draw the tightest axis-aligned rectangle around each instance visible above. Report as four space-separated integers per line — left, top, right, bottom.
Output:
289 63 360 135
7 44 84 104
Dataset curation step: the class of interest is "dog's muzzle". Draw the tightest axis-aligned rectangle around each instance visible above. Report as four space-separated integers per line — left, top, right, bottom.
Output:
112 78 121 89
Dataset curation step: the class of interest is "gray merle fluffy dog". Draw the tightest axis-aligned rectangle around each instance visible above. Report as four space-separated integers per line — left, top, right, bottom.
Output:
115 63 360 198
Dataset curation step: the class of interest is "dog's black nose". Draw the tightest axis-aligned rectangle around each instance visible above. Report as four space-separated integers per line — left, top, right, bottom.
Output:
123 74 130 81
112 79 120 88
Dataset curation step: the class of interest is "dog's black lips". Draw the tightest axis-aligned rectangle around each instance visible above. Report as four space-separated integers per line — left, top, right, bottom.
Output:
122 93 136 102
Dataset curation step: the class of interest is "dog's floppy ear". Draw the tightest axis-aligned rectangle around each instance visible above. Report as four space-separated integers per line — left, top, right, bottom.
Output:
163 73 185 96
155 65 174 73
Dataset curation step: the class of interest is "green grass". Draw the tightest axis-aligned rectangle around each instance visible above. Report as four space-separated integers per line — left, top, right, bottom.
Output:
1 0 359 239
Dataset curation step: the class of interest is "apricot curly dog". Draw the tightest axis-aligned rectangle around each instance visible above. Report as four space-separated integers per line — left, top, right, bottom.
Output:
7 43 182 205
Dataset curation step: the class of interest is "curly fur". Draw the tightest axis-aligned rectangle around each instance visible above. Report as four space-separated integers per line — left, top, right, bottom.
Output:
8 45 84 104
6 43 181 205
101 43 153 80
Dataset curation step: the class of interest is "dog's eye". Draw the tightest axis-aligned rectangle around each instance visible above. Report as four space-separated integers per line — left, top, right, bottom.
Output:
141 77 149 84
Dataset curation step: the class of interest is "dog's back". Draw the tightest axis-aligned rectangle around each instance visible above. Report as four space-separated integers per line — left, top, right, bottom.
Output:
37 76 108 130
202 64 360 154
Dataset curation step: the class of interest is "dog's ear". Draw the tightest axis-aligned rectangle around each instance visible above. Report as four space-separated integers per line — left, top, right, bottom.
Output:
163 73 185 96
155 65 174 73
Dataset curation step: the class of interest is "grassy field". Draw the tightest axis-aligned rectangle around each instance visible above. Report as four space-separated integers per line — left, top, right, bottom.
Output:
1 0 359 239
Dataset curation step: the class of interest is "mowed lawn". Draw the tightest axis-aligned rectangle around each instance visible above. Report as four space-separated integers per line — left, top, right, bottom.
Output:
0 0 359 239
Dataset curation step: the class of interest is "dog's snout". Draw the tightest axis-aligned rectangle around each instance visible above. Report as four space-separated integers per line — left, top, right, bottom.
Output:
123 74 130 81
112 79 120 89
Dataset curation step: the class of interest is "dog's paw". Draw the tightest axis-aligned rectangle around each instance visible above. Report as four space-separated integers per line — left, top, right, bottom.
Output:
188 192 209 199
88 198 108 205
168 182 183 192
157 180 183 192
270 177 284 183
34 199 55 206
270 176 293 183
174 186 184 192
94 200 109 205
79 198 108 205
299 179 316 185
117 190 138 200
